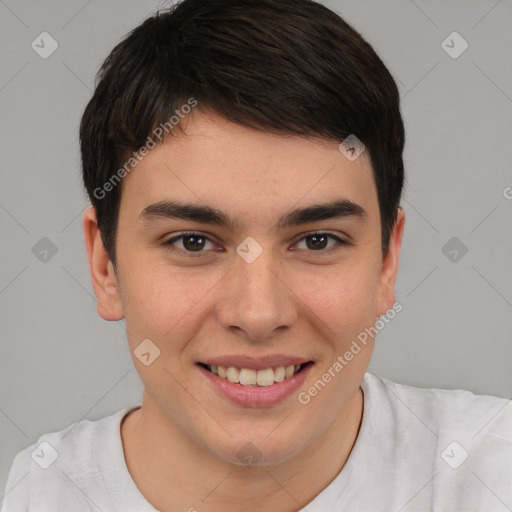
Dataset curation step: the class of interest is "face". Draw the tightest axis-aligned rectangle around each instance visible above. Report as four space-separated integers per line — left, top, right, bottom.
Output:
85 108 404 466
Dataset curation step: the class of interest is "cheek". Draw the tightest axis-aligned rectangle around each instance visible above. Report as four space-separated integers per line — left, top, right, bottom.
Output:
299 261 380 341
118 258 218 344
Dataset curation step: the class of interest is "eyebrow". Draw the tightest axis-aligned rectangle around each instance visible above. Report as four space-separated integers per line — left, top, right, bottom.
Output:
138 199 367 231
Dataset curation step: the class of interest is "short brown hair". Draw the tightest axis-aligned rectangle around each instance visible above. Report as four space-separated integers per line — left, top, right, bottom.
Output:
80 0 405 266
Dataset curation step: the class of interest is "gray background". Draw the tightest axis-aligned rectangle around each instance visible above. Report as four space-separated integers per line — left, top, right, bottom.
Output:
1 0 511 497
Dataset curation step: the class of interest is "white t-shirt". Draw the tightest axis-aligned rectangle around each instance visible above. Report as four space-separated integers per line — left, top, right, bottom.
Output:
2 372 511 511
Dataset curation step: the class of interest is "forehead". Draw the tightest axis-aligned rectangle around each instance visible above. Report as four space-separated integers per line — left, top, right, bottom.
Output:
119 110 378 224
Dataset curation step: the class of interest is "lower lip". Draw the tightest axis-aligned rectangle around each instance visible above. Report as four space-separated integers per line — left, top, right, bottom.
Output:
197 364 313 407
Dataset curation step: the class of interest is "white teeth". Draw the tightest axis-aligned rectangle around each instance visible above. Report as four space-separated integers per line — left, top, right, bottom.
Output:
274 366 285 382
206 363 307 386
256 368 275 387
285 365 295 378
239 368 257 385
226 366 240 383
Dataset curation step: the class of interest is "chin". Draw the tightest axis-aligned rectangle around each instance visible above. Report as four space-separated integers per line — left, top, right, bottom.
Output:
206 431 308 468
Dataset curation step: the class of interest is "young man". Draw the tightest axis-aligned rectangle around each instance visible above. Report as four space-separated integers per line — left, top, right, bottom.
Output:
2 0 511 510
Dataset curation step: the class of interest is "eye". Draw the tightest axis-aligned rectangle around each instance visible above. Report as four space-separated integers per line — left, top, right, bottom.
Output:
162 232 218 257
293 232 347 253
161 231 348 258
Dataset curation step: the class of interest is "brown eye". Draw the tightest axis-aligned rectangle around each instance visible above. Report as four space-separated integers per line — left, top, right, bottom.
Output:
180 234 207 251
305 234 329 250
294 233 346 252
162 232 217 257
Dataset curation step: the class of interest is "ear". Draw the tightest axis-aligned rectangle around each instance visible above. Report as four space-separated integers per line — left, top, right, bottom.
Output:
376 206 405 317
83 207 124 321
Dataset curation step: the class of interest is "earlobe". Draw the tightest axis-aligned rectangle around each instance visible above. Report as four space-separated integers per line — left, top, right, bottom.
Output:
82 207 125 321
376 207 405 317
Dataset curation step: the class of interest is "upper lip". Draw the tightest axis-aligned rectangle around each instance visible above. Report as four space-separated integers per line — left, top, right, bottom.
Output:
198 355 312 370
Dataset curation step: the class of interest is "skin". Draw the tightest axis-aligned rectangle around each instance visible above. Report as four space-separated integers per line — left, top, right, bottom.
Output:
83 108 405 512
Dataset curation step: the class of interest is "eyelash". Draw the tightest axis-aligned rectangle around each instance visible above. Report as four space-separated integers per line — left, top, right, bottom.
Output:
161 231 349 258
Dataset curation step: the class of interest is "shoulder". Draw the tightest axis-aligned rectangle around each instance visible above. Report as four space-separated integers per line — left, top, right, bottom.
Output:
363 372 512 437
1 407 136 512
360 372 512 506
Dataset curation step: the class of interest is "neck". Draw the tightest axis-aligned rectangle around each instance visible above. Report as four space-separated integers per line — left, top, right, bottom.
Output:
121 387 363 512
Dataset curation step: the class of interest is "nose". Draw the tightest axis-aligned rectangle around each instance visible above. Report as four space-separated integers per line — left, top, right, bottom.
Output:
215 247 298 343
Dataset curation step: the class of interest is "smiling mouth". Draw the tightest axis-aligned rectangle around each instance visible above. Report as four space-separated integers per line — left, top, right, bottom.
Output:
197 362 313 387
